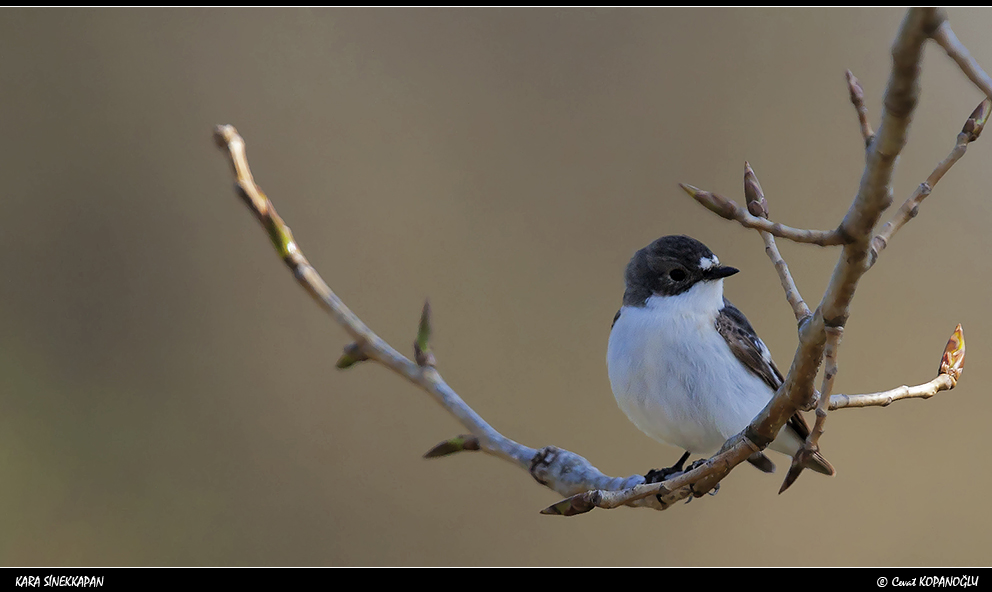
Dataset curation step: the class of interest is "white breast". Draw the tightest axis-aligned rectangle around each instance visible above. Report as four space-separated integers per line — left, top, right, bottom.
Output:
607 280 780 454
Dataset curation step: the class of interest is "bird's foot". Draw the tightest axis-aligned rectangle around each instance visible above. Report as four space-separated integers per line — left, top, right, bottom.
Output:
684 482 720 504
685 458 709 472
644 451 698 506
687 460 720 499
643 451 691 484
643 454 721 504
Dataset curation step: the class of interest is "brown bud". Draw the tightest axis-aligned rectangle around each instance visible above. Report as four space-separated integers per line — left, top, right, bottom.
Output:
679 184 738 220
845 70 865 106
962 99 991 142
540 494 597 516
743 161 768 218
939 324 966 381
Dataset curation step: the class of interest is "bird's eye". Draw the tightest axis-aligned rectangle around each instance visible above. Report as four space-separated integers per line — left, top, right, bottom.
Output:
669 268 687 282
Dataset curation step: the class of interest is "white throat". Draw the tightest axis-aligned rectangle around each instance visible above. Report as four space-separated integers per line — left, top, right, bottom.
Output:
643 278 726 316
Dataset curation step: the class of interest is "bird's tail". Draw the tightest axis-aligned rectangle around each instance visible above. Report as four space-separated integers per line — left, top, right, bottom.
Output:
747 451 776 473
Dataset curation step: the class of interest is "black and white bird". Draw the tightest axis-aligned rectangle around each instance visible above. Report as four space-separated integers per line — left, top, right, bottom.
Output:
607 235 834 481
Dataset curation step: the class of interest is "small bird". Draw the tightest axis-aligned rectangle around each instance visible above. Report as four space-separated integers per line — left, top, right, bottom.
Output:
607 235 834 485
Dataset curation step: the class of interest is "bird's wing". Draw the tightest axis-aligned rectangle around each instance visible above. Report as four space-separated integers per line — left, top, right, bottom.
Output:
716 298 813 450
716 299 784 391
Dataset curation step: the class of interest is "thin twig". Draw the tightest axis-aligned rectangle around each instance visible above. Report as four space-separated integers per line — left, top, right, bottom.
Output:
869 98 990 268
213 124 653 507
744 162 812 322
830 375 953 410
761 233 810 321
680 184 848 246
811 326 842 445
931 20 992 101
830 324 965 410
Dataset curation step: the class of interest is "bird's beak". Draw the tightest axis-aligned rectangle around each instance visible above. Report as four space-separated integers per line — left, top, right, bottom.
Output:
704 265 739 280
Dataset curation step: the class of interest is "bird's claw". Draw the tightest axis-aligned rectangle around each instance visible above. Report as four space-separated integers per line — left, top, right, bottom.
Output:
643 451 720 504
643 451 692 484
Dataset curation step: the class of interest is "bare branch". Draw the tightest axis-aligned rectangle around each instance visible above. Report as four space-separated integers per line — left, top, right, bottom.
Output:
216 9 978 519
761 234 810 322
666 8 969 505
744 162 812 322
869 98 990 267
830 375 953 410
830 324 966 410
846 70 875 147
543 437 757 515
669 9 947 498
679 184 848 246
811 326 842 445
868 11 992 268
780 324 842 494
931 20 992 101
734 7 942 497
787 65 979 489
213 124 658 508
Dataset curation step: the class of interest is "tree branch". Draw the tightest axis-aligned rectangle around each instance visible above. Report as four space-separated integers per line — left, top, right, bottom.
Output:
829 324 965 410
931 19 992 101
216 8 980 518
543 440 756 515
830 376 953 410
869 98 990 267
753 7 942 493
680 183 848 246
661 8 943 498
779 324 843 494
213 124 657 508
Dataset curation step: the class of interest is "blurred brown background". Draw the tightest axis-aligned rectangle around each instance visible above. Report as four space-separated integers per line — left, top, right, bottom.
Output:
1 8 990 566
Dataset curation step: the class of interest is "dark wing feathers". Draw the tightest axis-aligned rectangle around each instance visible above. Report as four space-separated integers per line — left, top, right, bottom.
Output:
715 299 784 391
716 298 822 467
